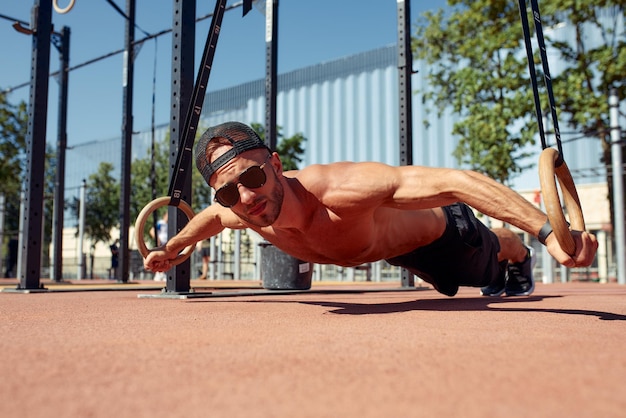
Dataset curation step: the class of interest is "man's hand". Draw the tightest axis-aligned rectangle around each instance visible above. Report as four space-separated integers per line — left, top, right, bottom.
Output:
144 246 177 272
546 230 598 268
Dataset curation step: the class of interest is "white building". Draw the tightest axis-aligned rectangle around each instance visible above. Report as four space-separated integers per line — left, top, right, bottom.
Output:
62 44 617 282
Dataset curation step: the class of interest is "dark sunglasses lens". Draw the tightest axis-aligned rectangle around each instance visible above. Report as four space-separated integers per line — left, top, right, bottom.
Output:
215 184 239 207
215 165 267 207
239 166 266 188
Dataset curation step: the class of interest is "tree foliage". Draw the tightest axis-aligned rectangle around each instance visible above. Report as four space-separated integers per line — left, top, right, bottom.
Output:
131 134 212 243
0 93 28 238
132 133 213 215
0 93 28 197
129 138 170 223
250 123 307 171
0 93 56 259
412 0 625 185
0 93 28 240
69 162 120 247
541 1 626 156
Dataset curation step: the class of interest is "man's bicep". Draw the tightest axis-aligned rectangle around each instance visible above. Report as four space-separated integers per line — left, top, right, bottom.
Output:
387 166 459 208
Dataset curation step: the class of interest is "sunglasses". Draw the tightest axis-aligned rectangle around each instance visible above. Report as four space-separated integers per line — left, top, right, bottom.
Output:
214 156 271 207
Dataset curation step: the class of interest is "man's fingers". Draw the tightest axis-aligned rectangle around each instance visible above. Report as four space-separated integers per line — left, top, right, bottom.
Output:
547 231 598 268
573 231 598 267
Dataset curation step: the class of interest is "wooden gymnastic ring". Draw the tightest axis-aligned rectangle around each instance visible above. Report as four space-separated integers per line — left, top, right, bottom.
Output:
53 0 76 14
538 148 585 256
134 196 196 266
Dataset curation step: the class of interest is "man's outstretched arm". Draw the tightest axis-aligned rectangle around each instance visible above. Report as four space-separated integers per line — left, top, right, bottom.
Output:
381 164 598 267
143 205 235 272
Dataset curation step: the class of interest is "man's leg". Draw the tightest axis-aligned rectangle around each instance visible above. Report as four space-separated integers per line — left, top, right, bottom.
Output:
492 228 529 263
197 256 208 280
482 228 536 297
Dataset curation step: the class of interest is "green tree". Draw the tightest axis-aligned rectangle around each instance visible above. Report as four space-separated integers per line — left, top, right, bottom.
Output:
130 138 170 222
412 0 625 186
1 92 58 264
131 132 213 244
250 123 307 171
70 162 120 246
0 93 27 194
42 144 57 265
0 93 28 235
541 2 625 228
131 133 213 218
413 0 538 184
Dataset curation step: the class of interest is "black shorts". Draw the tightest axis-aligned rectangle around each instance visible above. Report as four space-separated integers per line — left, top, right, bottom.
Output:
385 203 505 297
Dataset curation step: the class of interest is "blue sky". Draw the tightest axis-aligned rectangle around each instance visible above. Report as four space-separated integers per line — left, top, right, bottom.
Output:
1 0 447 148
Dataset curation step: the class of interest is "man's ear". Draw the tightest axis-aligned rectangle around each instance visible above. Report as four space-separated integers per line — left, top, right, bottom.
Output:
270 152 284 175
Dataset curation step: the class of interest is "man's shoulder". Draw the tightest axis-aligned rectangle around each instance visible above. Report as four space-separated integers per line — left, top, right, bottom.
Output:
295 161 385 179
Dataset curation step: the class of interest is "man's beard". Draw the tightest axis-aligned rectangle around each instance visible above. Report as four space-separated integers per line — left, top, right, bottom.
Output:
235 170 284 227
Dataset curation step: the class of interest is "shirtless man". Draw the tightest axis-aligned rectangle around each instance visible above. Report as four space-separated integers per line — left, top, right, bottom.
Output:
144 122 598 297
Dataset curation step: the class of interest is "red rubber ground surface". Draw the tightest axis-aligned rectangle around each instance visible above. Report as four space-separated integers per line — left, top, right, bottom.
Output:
1 281 625 417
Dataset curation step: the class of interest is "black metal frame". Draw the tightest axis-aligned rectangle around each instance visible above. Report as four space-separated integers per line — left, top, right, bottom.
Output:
17 1 53 291
51 26 70 283
163 0 197 293
265 0 278 150
8 1 420 292
397 0 415 288
118 0 136 284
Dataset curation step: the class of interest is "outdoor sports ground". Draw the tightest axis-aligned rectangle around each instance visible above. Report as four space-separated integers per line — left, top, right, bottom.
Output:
1 279 625 417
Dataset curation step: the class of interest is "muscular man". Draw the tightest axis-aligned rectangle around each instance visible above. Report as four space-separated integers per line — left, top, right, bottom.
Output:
144 122 598 297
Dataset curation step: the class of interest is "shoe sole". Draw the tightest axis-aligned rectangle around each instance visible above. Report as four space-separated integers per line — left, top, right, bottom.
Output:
505 246 537 297
480 287 505 297
505 281 535 296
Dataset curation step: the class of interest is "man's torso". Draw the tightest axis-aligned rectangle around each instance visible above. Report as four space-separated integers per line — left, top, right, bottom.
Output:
258 204 447 266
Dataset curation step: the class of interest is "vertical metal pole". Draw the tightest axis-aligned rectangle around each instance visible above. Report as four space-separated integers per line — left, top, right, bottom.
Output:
265 0 278 150
52 26 70 283
209 235 216 280
118 0 135 283
0 193 4 277
166 0 195 293
77 179 86 279
17 191 25 280
217 233 224 279
560 264 568 283
397 0 415 288
609 89 625 285
234 230 241 279
597 230 608 283
18 0 53 290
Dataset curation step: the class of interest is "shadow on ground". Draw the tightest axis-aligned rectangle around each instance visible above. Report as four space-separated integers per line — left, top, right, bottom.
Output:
216 295 626 321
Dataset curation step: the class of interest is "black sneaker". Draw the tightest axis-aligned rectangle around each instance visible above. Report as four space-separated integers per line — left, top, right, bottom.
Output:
505 246 537 296
480 261 508 297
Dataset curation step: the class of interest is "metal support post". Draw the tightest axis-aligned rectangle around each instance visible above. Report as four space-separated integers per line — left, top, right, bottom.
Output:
16 191 25 280
397 0 415 288
0 194 4 276
597 230 608 283
77 179 86 279
18 1 53 290
265 0 278 150
52 26 70 282
609 89 625 284
165 0 195 293
118 0 136 283
210 235 217 280
234 230 241 279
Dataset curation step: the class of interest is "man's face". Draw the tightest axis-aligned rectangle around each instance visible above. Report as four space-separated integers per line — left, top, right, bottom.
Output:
210 148 284 227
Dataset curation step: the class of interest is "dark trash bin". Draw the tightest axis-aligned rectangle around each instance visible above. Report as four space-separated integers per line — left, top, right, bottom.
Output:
259 242 313 290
